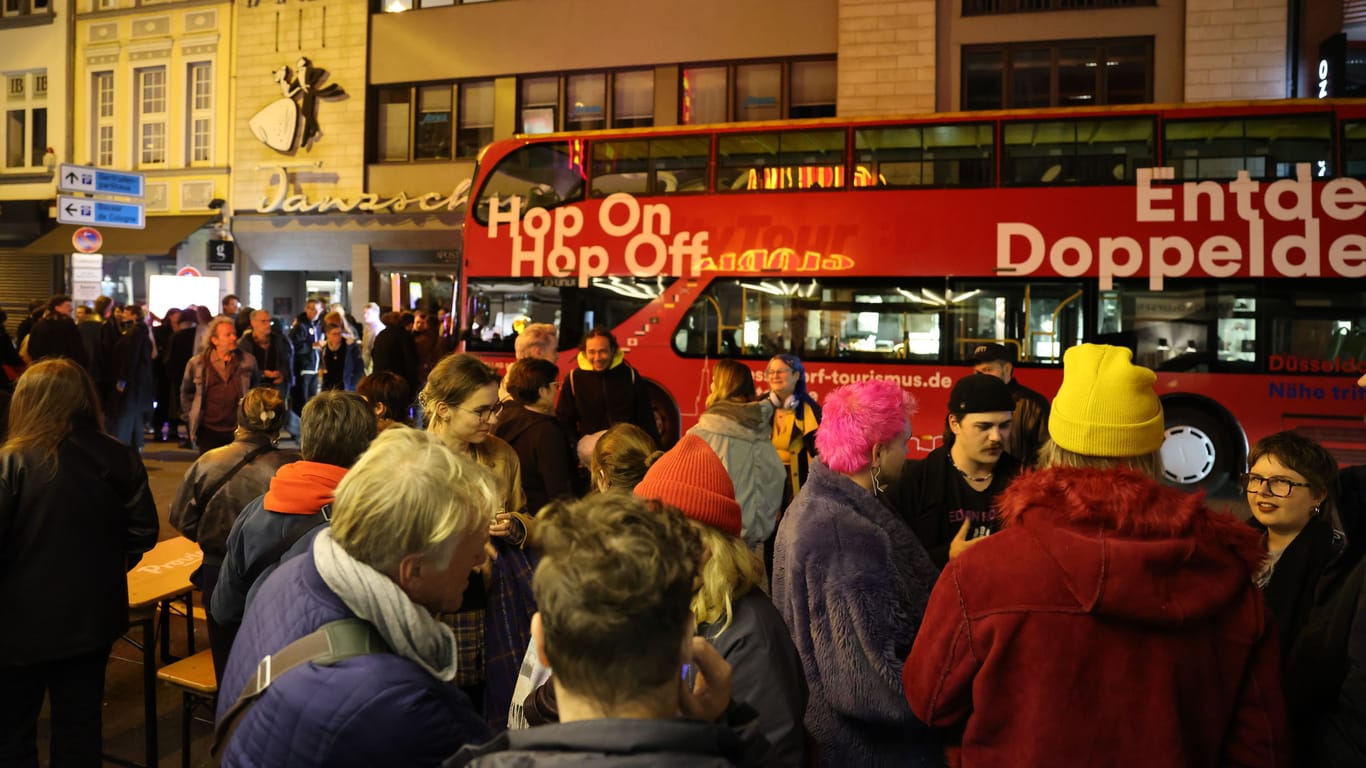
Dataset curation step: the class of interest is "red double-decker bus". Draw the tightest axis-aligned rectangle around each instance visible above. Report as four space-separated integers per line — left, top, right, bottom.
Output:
457 99 1366 492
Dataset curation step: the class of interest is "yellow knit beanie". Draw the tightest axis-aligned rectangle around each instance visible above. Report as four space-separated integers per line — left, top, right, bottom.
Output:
1048 344 1164 458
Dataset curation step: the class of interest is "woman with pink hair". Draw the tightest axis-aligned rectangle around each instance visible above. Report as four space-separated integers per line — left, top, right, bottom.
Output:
772 379 942 767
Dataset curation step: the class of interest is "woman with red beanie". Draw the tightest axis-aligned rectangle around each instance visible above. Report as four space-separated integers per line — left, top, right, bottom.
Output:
634 434 808 767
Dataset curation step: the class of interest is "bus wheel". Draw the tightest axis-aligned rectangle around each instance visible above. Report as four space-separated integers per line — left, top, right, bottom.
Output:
1160 407 1234 492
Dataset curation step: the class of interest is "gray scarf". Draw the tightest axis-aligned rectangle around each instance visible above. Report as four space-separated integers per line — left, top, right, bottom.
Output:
312 529 459 681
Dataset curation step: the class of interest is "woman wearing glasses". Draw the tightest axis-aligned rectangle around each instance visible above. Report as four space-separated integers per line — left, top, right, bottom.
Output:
1244 432 1342 651
764 354 822 505
420 352 536 731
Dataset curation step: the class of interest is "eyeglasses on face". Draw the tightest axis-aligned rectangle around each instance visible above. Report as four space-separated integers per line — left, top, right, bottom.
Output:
1239 473 1312 498
765 367 793 377
459 402 504 422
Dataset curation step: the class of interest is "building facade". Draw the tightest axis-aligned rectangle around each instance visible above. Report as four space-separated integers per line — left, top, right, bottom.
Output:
0 0 1361 325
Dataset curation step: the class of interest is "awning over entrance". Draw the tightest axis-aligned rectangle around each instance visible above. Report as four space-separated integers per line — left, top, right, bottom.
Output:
18 215 216 256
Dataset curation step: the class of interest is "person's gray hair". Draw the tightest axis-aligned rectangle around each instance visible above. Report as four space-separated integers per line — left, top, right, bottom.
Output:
202 315 238 353
515 323 558 360
330 426 498 575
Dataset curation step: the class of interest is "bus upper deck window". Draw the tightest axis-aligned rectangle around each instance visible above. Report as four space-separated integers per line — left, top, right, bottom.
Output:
474 142 586 225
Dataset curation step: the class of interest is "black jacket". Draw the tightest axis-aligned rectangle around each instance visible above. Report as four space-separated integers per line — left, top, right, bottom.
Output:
1006 378 1050 469
493 402 576 515
892 445 1022 568
240 327 295 391
26 315 88 371
0 419 159 663
371 325 420 394
555 359 659 445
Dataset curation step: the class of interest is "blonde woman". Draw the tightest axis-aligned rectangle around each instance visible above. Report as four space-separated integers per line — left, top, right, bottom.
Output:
420 352 535 730
589 422 661 493
688 359 785 548
635 435 809 766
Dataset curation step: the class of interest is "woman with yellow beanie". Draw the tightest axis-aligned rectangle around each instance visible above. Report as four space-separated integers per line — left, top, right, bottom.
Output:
904 344 1290 768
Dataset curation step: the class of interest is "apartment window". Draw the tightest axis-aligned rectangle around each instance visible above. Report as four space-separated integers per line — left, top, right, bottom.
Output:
520 76 558 133
136 66 167 166
457 81 493 158
613 70 654 129
567 73 606 131
518 71 656 133
681 57 837 124
92 71 114 166
682 66 727 125
963 38 1152 110
791 59 837 119
187 61 212 163
4 70 47 169
416 84 452 159
1 0 53 19
374 79 494 161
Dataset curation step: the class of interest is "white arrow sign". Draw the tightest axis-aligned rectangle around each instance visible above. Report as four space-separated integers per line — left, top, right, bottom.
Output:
57 163 145 198
57 195 146 230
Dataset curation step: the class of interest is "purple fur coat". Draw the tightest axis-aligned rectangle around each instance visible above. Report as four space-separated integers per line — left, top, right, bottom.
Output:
772 458 943 767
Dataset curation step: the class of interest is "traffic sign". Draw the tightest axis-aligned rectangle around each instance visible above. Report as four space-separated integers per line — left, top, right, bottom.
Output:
72 227 103 254
57 163 145 198
57 195 146 230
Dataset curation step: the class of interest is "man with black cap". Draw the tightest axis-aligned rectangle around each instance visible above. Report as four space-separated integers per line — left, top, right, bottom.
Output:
891 373 1022 568
970 342 1050 469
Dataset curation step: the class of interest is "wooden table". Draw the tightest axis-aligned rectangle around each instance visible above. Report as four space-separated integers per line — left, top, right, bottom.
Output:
114 536 202 768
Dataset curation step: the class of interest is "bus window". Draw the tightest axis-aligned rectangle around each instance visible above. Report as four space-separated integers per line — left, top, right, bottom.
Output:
1263 282 1366 374
1098 282 1224 372
473 141 586 225
716 129 846 192
1345 121 1366 179
948 281 1085 364
1164 114 1332 181
853 122 994 187
463 276 675 354
1002 117 1155 186
672 277 943 362
590 136 709 197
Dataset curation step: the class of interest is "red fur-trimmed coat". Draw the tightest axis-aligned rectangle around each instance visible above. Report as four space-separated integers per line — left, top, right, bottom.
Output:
904 467 1291 768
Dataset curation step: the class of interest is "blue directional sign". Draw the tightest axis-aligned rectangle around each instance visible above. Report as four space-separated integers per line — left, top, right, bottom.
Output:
57 195 146 230
57 163 145 198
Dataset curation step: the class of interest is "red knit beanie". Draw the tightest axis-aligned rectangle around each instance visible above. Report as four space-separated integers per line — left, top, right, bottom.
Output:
634 434 743 538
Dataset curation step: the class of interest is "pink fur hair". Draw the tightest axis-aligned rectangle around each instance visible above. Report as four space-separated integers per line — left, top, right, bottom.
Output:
816 380 916 474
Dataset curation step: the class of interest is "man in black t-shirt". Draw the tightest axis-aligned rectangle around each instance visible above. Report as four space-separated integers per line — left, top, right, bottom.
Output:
892 373 1022 567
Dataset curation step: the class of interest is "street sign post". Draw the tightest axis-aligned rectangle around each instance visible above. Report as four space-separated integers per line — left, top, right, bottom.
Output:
57 163 146 198
57 195 146 230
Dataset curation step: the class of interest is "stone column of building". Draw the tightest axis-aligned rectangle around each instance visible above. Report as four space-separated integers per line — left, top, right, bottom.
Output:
1185 0 1289 101
838 0 936 116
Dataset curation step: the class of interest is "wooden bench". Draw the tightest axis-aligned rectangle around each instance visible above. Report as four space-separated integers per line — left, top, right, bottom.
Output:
156 649 218 768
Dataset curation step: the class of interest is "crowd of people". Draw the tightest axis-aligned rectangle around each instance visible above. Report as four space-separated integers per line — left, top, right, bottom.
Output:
2 297 1366 767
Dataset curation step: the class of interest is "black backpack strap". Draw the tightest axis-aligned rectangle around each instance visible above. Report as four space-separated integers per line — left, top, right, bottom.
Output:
193 443 276 516
211 618 387 761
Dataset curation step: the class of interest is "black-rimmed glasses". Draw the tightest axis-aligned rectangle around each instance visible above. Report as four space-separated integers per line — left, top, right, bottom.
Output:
459 402 504 423
1239 473 1312 498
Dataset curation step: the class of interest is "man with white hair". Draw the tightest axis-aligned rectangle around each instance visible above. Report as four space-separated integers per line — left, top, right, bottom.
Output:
214 427 496 766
